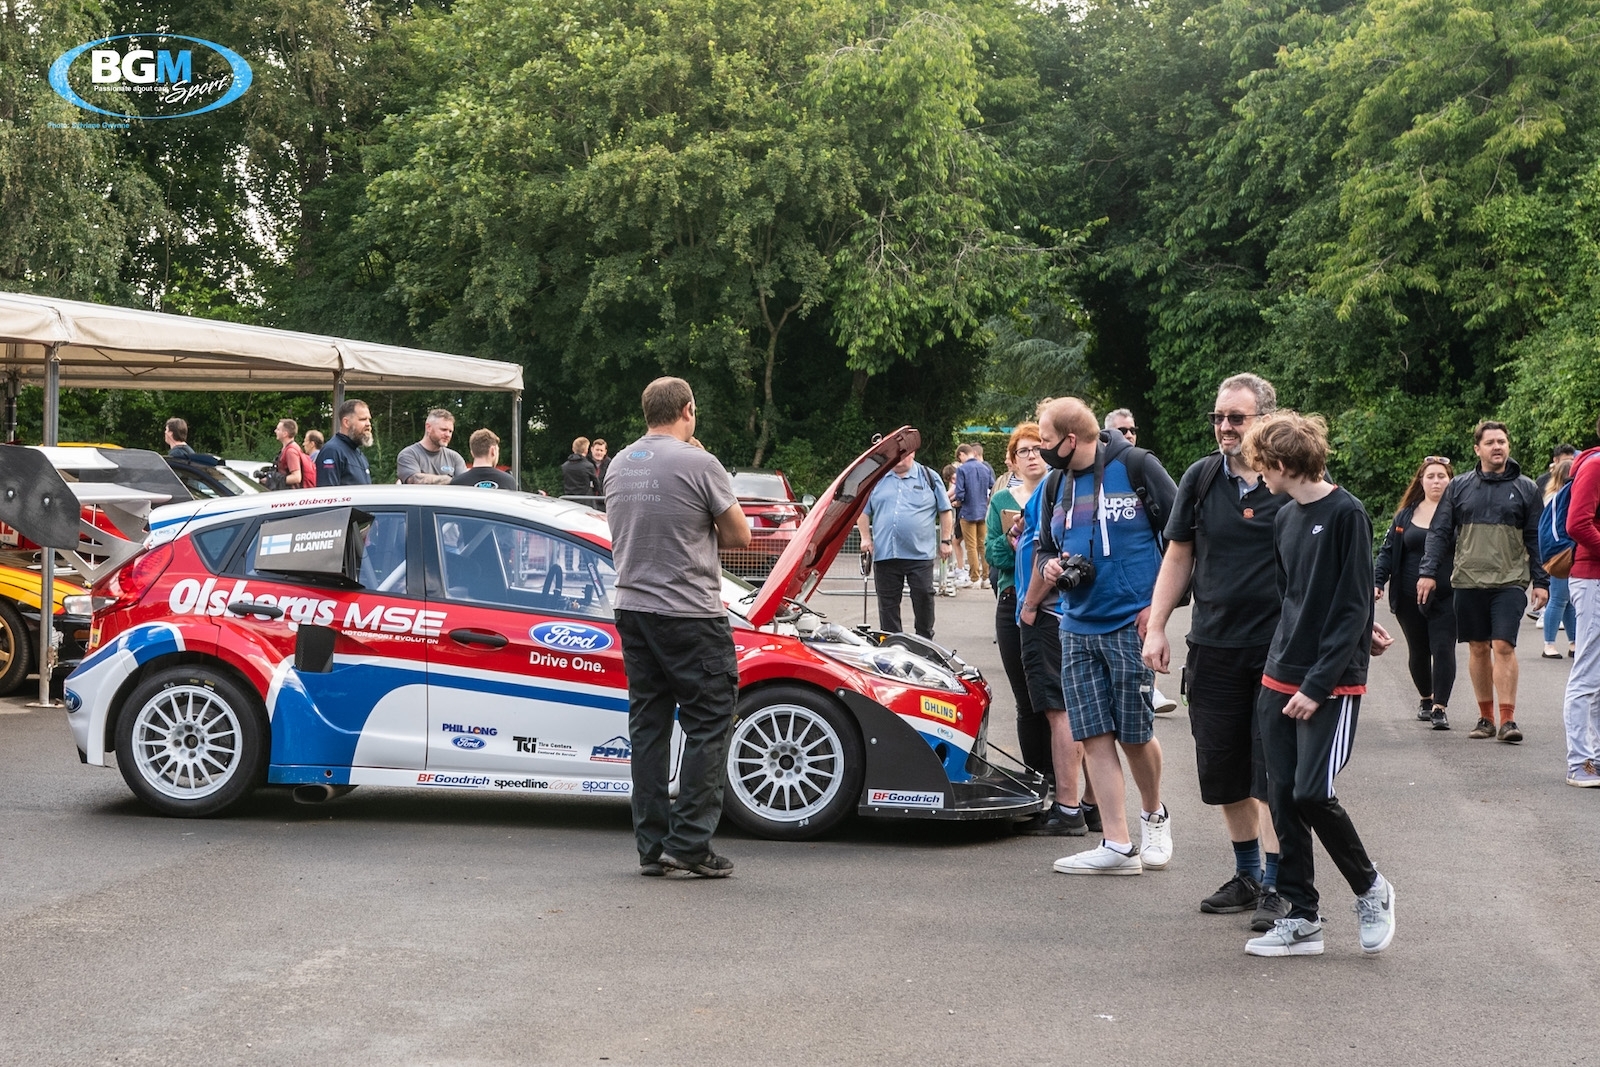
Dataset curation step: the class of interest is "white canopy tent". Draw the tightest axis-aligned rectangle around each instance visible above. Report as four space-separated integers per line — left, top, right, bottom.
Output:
0 290 528 704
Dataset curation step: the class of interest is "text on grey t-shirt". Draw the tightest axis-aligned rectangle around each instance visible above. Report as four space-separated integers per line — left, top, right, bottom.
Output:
605 435 738 618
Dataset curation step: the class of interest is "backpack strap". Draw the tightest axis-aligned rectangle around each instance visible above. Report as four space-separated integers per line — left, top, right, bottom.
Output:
1035 469 1065 559
1189 453 1228 534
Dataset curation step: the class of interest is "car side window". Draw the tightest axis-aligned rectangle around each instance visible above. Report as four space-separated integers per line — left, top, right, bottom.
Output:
237 510 409 594
435 513 615 619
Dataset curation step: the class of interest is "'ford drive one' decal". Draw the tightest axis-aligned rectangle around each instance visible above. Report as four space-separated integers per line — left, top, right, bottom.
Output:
452 736 486 750
529 622 613 653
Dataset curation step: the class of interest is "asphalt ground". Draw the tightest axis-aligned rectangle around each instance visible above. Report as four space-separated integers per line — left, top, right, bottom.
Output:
1 585 1597 1066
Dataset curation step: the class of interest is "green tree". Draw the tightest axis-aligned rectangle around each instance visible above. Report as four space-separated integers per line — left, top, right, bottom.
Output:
359 0 1040 466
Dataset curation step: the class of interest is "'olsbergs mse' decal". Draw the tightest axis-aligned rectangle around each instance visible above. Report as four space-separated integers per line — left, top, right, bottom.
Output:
166 578 445 636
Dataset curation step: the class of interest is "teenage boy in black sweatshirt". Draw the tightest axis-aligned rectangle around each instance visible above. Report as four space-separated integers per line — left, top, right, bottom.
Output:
1241 411 1396 958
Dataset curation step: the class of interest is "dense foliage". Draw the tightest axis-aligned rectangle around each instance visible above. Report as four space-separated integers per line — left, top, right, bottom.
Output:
4 0 1599 503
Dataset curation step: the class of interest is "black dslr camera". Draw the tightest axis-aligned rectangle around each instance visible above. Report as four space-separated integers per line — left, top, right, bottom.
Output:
1054 553 1096 591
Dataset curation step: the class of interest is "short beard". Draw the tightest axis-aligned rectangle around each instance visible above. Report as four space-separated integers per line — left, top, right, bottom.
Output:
359 431 375 448
1220 439 1243 458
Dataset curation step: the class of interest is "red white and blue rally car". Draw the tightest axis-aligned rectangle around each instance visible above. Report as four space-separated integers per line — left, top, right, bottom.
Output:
61 429 1044 839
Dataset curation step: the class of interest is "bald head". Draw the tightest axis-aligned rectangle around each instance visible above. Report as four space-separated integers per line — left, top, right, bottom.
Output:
1040 398 1099 443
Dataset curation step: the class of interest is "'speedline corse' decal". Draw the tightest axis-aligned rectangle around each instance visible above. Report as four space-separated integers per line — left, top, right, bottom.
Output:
48 33 252 120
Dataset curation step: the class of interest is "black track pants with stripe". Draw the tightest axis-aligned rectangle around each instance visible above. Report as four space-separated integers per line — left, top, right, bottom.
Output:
1257 689 1379 921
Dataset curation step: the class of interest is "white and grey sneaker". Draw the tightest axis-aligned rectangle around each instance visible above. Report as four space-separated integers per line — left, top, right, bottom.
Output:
1245 917 1324 957
1152 686 1178 714
1138 807 1173 869
1053 842 1143 875
1355 872 1396 955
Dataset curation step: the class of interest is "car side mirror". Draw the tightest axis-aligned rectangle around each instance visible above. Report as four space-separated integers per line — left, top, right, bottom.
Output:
802 494 815 507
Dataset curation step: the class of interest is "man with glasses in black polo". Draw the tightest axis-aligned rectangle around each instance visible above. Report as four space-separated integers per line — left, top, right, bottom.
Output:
1142 373 1291 931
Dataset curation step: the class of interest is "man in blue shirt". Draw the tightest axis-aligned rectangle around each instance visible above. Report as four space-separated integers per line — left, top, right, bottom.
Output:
317 399 373 487
856 450 955 638
953 443 997 587
1024 397 1177 876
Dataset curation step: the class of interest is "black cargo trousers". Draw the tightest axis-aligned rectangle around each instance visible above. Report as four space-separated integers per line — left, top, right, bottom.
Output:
615 610 741 865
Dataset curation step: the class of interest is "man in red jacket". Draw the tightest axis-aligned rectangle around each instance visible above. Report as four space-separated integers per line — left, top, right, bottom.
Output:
1562 415 1600 787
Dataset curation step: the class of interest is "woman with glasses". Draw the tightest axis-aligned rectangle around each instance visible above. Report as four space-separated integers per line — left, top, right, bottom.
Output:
1542 458 1579 658
1375 457 1458 729
985 424 1055 785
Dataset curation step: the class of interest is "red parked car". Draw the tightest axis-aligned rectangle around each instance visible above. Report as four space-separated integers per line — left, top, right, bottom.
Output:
722 468 808 578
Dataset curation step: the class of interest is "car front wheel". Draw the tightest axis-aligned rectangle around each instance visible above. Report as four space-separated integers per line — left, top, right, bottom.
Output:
722 685 863 841
115 665 268 817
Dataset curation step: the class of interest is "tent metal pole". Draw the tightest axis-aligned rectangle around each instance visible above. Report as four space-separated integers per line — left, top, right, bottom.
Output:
3 364 18 442
332 374 345 428
511 392 522 488
34 344 60 707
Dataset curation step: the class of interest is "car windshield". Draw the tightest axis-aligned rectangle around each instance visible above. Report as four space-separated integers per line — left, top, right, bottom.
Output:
722 570 757 617
730 472 788 500
214 466 263 494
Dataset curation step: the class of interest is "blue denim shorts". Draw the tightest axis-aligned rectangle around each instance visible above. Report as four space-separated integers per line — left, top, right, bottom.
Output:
1061 624 1154 743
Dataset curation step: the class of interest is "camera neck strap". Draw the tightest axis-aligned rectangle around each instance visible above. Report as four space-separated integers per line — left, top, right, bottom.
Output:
1050 443 1111 561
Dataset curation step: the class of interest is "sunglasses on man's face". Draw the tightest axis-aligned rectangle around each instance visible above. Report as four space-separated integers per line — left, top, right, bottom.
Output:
1209 412 1258 427
1114 426 1137 437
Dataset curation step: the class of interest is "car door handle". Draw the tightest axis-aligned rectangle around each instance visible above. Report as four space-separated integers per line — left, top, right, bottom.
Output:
227 600 283 619
448 628 508 649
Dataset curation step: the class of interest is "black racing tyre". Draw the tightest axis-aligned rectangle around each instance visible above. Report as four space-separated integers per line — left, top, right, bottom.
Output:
114 665 269 817
722 684 864 841
0 599 32 697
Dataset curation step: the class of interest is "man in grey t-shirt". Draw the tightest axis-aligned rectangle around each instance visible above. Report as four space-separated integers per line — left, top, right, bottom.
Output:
396 409 468 484
606 377 751 878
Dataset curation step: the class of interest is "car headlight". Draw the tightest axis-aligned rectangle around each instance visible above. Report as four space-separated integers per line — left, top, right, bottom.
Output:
814 642 965 693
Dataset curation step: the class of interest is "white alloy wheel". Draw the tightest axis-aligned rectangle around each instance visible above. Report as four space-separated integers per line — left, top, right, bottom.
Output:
727 701 846 823
129 683 245 800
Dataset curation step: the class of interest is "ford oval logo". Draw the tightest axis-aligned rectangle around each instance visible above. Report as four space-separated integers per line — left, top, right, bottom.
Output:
529 622 614 652
49 34 253 121
63 689 83 713
452 736 485 750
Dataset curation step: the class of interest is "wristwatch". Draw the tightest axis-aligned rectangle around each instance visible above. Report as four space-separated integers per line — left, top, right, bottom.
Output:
940 538 952 544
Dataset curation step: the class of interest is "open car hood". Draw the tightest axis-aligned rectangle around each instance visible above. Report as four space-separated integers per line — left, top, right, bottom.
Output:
744 426 920 628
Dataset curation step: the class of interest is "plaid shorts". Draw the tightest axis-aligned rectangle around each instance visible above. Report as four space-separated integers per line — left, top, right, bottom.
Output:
1061 624 1155 744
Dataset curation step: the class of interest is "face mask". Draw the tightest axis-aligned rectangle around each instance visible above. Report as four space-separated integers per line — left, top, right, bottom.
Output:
1041 439 1075 471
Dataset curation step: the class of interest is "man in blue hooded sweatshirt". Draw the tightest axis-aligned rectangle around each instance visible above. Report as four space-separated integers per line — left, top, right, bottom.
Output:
1023 398 1178 876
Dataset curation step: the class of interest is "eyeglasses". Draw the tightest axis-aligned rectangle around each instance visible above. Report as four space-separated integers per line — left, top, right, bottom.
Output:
1209 412 1259 427
1014 446 1043 457
1114 426 1137 437
1423 456 1451 466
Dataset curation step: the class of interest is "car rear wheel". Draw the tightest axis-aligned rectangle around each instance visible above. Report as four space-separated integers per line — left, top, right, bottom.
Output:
115 665 268 817
0 599 32 697
722 685 863 841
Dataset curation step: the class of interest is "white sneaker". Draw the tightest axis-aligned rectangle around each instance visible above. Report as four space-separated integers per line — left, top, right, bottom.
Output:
1139 807 1173 869
1152 686 1178 714
1355 872 1396 955
1053 842 1142 875
1245 917 1324 957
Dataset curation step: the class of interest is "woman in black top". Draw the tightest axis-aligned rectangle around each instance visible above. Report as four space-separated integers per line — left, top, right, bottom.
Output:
1375 457 1457 729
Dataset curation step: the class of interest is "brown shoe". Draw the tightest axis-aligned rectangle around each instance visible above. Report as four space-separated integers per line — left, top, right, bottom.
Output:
1497 720 1523 744
1468 718 1496 739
